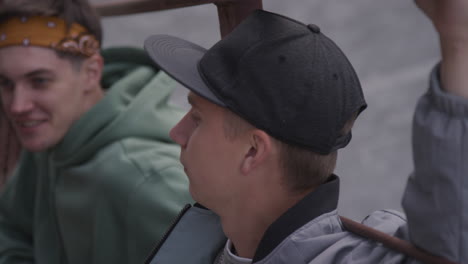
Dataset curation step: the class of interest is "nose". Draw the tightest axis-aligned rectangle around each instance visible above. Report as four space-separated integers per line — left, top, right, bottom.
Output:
169 113 192 149
7 88 34 115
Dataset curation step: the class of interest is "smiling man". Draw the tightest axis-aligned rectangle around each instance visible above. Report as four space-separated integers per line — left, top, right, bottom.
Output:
144 1 468 263
0 44 99 151
0 1 192 264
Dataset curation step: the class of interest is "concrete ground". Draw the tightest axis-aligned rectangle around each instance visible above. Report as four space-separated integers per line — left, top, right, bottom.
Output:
93 0 440 220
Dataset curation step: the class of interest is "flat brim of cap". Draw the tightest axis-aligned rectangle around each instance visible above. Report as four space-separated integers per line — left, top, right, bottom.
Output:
144 35 226 107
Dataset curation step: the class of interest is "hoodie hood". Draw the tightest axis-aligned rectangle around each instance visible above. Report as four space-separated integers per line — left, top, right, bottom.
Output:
52 47 185 166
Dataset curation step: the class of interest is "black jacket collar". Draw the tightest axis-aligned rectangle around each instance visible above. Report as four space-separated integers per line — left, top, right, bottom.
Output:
252 175 340 262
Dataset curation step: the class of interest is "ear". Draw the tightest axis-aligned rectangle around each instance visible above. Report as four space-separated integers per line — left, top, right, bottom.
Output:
81 53 103 92
241 129 273 175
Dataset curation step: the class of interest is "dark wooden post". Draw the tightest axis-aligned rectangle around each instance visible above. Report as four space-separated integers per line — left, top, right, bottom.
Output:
215 0 262 37
94 0 263 37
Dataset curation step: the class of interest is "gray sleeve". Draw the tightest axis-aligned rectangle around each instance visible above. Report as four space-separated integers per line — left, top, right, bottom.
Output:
402 65 468 263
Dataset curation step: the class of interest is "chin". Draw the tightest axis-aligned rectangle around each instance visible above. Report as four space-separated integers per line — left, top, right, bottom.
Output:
189 187 205 205
20 139 52 152
23 145 48 152
188 187 198 201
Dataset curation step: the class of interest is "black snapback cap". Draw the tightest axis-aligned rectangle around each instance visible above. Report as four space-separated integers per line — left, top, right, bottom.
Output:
144 9 367 155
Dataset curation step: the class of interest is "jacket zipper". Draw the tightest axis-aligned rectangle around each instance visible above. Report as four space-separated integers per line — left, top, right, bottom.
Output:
144 203 192 264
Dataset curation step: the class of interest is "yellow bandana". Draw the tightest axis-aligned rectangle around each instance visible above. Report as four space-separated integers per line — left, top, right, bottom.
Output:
0 16 100 57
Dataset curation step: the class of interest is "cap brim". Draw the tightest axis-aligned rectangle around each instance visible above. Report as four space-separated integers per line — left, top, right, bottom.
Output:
144 35 226 107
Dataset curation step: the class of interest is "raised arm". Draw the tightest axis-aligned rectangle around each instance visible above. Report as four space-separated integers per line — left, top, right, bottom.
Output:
401 1 468 263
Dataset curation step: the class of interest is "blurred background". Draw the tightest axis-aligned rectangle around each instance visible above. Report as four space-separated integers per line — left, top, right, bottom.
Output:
92 0 440 220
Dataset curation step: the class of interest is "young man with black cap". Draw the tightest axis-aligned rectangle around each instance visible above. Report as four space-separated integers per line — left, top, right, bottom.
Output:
0 0 193 263
143 0 467 263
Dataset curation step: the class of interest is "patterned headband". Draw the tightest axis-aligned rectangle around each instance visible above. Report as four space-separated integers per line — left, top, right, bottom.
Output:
0 16 100 57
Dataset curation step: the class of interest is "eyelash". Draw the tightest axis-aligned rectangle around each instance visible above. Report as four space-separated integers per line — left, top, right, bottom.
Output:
190 111 201 125
0 80 13 91
31 77 50 89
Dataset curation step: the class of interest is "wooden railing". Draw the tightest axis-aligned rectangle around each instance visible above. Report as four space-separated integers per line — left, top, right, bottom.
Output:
0 0 262 188
94 0 262 37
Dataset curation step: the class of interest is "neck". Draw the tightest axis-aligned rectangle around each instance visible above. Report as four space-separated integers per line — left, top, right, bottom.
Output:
221 209 270 259
219 186 311 259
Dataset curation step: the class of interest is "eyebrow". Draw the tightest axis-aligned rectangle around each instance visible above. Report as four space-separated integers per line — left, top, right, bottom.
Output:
0 69 54 81
24 69 54 78
187 93 199 108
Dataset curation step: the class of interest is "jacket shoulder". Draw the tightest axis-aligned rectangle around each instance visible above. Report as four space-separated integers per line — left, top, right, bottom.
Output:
258 210 414 264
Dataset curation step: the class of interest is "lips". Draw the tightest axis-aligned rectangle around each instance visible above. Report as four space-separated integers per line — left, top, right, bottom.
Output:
13 119 46 134
18 120 43 127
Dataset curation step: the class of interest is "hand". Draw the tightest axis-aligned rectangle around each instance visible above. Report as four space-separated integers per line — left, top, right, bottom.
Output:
415 0 468 99
415 0 468 41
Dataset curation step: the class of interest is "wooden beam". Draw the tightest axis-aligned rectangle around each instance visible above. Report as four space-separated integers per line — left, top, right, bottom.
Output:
94 0 263 37
95 0 232 17
215 0 262 37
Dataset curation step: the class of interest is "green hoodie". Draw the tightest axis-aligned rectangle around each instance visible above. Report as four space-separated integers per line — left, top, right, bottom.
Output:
0 47 193 264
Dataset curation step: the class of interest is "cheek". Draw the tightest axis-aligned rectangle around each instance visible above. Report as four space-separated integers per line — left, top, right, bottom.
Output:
192 136 234 174
184 130 212 168
0 90 14 110
50 83 85 118
34 93 60 116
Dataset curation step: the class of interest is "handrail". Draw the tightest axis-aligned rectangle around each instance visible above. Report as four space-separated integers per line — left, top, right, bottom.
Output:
94 0 232 17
